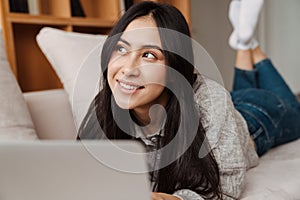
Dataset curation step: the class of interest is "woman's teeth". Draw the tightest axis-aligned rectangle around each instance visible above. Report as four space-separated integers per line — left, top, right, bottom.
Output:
119 82 139 90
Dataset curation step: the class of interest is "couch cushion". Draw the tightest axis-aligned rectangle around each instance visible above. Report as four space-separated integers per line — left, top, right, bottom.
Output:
0 29 37 140
241 139 300 199
36 27 106 129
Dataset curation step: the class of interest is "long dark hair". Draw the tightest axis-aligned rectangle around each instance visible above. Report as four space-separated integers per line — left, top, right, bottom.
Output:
78 2 222 199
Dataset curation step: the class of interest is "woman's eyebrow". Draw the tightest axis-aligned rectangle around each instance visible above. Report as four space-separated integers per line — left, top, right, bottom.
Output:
119 38 163 53
142 45 163 53
119 38 130 46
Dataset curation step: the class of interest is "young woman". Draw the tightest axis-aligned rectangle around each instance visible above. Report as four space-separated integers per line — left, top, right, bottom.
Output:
78 1 300 200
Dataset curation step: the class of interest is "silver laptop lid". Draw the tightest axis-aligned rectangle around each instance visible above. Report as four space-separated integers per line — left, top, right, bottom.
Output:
0 140 151 200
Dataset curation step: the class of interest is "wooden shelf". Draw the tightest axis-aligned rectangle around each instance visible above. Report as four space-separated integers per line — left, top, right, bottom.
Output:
70 17 115 27
6 13 116 28
0 0 190 92
7 13 70 25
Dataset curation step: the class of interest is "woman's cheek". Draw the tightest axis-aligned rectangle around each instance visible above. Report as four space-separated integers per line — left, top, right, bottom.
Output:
142 65 167 86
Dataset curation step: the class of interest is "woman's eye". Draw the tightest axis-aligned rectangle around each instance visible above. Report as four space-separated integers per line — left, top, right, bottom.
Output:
143 52 156 59
116 45 127 54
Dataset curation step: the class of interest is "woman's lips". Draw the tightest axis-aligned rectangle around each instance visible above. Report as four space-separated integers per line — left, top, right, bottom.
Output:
117 80 144 94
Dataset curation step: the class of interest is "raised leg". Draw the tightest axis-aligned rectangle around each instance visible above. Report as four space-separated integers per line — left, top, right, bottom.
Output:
252 47 299 107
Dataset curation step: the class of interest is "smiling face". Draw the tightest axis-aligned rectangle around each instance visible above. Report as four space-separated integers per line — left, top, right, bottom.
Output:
107 16 169 117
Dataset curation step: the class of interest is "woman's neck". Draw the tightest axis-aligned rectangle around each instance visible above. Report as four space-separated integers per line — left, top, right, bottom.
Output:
133 91 169 136
133 107 167 136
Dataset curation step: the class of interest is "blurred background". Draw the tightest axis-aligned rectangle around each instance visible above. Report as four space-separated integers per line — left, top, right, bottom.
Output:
191 0 300 94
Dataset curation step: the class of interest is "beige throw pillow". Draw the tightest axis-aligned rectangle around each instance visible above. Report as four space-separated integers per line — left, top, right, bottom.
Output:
36 27 106 129
0 29 37 140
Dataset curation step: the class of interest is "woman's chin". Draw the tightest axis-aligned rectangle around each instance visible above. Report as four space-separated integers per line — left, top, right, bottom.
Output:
114 99 135 110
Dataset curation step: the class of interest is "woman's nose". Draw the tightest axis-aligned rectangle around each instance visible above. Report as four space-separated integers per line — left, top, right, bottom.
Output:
121 53 140 76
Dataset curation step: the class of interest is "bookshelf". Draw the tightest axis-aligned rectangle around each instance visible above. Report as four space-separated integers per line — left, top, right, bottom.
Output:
0 0 191 92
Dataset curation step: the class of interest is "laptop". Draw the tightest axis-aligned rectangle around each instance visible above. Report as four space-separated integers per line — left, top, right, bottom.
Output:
0 140 151 200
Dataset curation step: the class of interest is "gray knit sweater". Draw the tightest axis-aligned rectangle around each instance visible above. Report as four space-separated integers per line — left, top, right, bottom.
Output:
135 76 259 200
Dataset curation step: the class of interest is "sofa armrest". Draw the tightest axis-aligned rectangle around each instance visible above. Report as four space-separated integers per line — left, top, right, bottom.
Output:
23 89 77 139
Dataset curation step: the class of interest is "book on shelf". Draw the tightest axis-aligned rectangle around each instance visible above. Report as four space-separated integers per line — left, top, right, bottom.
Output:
9 0 28 13
27 0 41 15
71 0 86 17
119 0 126 15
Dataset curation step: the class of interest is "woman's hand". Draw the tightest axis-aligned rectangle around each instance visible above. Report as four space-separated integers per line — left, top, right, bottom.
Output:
151 192 181 200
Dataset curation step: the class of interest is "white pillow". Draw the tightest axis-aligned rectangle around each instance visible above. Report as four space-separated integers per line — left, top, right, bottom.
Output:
36 27 106 129
0 29 37 140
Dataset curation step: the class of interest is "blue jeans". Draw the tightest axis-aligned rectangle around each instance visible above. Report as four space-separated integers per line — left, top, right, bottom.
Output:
231 59 300 156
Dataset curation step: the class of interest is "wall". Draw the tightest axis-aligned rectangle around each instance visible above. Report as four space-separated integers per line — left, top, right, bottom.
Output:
262 0 300 93
191 0 300 93
191 0 234 90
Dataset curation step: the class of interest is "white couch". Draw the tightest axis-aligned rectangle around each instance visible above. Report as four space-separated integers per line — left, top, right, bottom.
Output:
23 89 300 200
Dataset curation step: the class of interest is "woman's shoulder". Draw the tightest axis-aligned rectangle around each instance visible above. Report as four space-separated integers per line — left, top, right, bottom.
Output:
193 74 229 103
193 74 233 128
193 74 233 146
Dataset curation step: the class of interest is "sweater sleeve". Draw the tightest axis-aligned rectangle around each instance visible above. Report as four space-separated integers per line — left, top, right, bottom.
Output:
214 104 259 199
212 122 247 199
208 96 247 199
